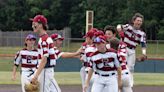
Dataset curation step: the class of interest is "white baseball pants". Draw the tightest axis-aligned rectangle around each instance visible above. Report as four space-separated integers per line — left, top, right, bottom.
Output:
38 68 61 92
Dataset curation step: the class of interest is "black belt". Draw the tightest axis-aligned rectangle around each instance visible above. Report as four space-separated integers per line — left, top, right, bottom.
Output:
122 72 129 75
95 72 115 77
44 65 55 68
124 72 129 75
127 46 135 49
45 57 55 68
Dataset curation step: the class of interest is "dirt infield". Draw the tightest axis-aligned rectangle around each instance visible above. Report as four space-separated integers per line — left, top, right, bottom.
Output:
0 84 164 92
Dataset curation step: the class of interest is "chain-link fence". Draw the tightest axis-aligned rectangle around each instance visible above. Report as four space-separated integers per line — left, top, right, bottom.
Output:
0 28 71 47
0 31 164 58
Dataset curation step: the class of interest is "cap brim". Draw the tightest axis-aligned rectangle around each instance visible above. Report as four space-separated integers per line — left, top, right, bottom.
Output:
32 38 36 40
59 38 64 40
93 40 106 44
93 42 101 44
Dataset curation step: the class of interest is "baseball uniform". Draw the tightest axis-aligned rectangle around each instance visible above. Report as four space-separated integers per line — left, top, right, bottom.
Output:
89 49 120 92
117 42 132 92
14 48 38 92
37 33 61 92
80 42 97 92
49 46 64 92
121 24 146 86
80 42 88 89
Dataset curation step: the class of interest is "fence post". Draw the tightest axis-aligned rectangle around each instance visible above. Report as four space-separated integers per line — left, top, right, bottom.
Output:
63 27 71 51
0 30 2 46
156 40 159 57
21 30 23 47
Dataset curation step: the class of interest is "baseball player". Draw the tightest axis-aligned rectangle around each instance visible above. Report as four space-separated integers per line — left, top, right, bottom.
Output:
50 33 82 59
110 38 132 92
79 42 87 90
80 28 98 92
30 15 81 92
49 33 82 92
116 13 147 87
83 35 122 92
30 15 58 92
104 25 116 41
104 25 132 92
12 34 38 92
104 25 121 50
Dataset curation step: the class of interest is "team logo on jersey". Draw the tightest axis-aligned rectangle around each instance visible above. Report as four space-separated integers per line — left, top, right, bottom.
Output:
102 58 109 67
102 58 109 62
26 55 32 63
102 58 114 67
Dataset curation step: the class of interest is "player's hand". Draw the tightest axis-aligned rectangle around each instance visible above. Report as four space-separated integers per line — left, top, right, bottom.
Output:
136 54 147 62
83 83 89 92
118 31 124 39
11 75 16 81
31 76 38 84
116 24 122 31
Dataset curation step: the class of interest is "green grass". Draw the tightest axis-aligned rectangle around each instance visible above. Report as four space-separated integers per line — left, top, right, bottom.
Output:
0 42 83 54
0 59 13 71
135 43 164 58
0 72 81 85
1 42 164 86
1 42 164 58
0 72 164 86
134 73 164 86
0 47 22 54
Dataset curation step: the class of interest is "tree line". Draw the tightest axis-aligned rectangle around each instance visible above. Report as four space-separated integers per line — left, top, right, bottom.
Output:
0 0 163 40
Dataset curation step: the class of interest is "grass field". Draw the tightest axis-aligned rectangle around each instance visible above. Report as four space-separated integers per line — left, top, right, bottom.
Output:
1 59 164 86
0 72 164 86
0 42 164 86
0 72 81 85
0 42 164 58
0 42 82 54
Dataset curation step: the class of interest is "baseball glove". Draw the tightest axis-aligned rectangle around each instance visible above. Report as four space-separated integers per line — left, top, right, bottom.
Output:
136 54 147 62
25 81 39 92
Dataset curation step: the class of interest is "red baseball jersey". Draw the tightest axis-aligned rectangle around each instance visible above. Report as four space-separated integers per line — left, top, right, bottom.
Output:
37 34 56 67
14 48 38 71
89 49 120 73
54 47 64 59
122 24 146 49
81 43 97 67
117 41 128 70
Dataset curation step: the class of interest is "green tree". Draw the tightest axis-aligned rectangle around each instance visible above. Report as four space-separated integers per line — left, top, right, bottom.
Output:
0 0 163 40
69 0 86 37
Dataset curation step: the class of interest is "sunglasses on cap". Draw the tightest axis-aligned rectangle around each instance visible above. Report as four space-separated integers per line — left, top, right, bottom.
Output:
93 37 106 44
